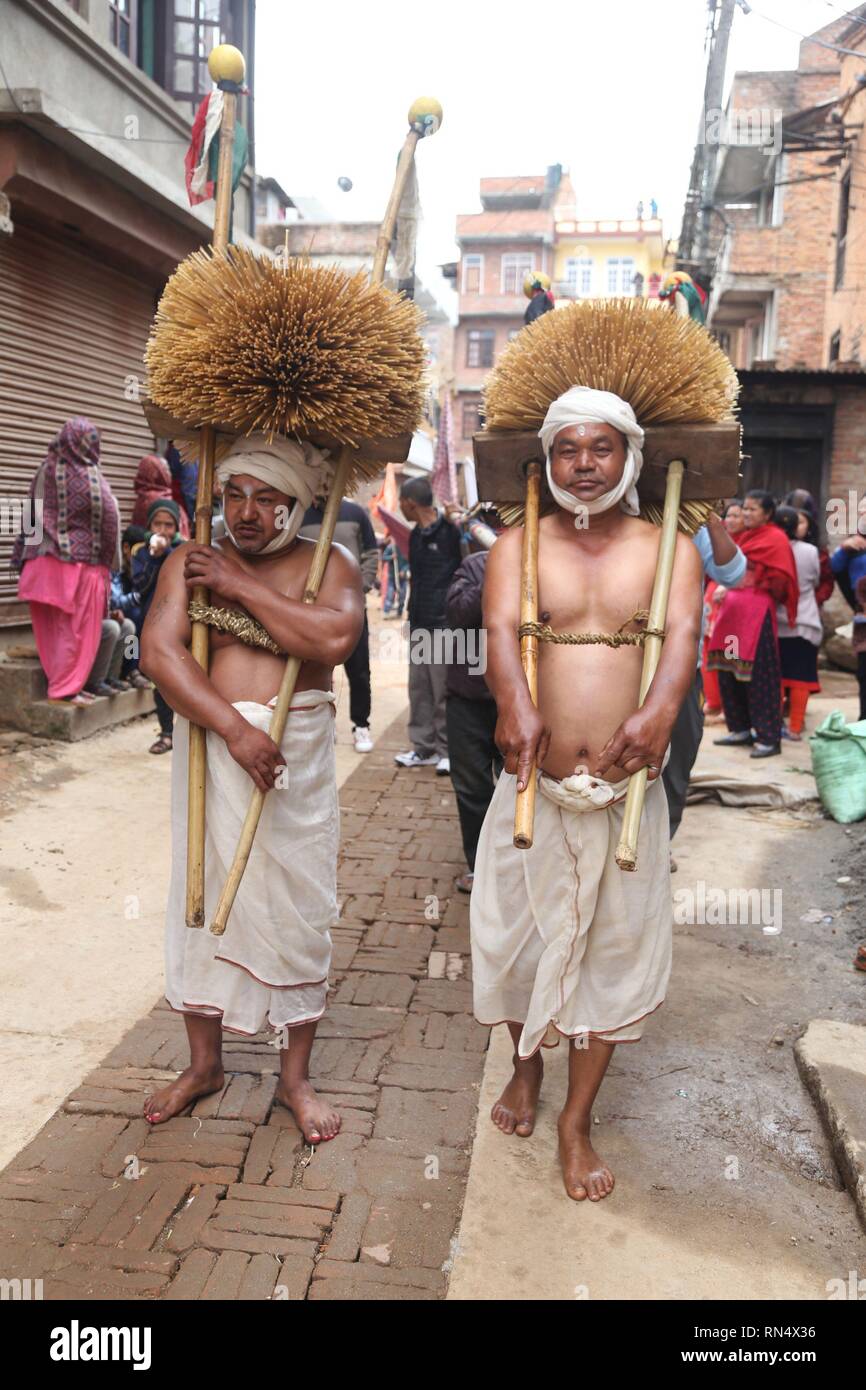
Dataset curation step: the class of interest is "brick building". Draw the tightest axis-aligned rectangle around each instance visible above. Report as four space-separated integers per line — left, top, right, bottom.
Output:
696 14 866 510
452 169 568 457
705 26 844 370
823 12 866 367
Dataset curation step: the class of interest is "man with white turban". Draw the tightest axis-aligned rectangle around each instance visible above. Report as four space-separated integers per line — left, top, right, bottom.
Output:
139 433 365 1144
471 386 702 1203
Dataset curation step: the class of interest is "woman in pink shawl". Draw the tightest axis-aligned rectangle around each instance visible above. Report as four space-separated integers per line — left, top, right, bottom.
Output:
12 418 120 705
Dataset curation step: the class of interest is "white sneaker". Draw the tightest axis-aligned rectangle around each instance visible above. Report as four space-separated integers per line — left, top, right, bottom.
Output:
353 726 373 753
394 750 438 768
436 756 450 776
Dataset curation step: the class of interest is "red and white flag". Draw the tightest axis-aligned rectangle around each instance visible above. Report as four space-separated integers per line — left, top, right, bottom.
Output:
184 90 225 206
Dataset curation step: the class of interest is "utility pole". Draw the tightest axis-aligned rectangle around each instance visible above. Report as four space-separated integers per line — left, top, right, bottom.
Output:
680 0 737 274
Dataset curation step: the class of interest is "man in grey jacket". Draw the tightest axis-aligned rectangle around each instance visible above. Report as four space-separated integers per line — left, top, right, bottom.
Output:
300 497 380 752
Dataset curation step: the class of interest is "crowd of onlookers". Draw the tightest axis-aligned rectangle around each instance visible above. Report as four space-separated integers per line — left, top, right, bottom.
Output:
703 487 866 747
12 418 866 889
13 418 195 752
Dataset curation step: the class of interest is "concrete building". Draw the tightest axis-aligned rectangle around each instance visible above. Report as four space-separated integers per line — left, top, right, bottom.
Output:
552 212 666 303
0 0 256 631
452 170 569 457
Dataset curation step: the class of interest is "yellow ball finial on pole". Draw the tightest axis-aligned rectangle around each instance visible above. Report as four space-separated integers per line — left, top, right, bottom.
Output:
408 96 443 137
208 44 245 85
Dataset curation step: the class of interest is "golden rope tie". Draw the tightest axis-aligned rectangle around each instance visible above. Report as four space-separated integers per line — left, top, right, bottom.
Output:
517 609 666 648
187 600 285 656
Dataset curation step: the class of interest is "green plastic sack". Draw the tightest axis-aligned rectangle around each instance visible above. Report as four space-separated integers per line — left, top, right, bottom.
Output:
809 711 866 824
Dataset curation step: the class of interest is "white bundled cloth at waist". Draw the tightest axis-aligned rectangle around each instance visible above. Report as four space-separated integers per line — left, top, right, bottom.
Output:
471 767 672 1059
165 690 338 1036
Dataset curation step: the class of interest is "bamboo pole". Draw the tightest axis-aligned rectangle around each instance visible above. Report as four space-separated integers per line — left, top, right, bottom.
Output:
209 117 426 936
615 460 684 872
513 460 541 849
371 130 420 282
185 81 239 929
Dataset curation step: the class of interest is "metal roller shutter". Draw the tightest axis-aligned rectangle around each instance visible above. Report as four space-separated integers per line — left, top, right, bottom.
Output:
0 226 158 618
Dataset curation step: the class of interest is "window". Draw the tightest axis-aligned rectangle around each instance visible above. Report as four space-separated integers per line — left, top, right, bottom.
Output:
170 0 224 112
606 257 637 296
462 400 483 438
462 254 484 294
565 257 594 297
836 172 851 289
829 330 841 365
466 330 495 369
110 0 137 59
759 154 786 228
501 252 534 295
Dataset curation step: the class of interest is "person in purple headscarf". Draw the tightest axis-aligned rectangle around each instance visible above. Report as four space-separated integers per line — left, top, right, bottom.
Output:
12 418 120 705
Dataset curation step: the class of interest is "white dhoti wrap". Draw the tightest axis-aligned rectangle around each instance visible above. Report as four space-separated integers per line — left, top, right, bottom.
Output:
471 770 672 1058
165 690 338 1036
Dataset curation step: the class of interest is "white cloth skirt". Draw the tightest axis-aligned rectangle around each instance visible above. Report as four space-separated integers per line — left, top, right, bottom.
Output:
165 690 338 1036
471 770 672 1058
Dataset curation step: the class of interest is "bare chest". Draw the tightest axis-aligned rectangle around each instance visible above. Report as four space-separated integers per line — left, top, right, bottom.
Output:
536 534 658 633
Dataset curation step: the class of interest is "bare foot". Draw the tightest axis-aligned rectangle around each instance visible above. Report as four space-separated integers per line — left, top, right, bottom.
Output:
491 1052 543 1137
276 1079 341 1144
143 1064 224 1125
557 1114 615 1201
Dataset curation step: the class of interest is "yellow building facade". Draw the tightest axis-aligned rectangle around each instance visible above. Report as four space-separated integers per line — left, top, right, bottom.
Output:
552 216 666 302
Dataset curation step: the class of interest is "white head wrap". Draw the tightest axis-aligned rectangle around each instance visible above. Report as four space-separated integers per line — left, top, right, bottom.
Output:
216 433 334 554
538 386 645 525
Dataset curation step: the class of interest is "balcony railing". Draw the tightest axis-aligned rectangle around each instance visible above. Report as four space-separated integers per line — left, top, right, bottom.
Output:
553 217 663 237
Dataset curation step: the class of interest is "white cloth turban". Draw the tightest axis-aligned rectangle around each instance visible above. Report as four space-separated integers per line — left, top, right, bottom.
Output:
538 386 645 522
216 433 333 554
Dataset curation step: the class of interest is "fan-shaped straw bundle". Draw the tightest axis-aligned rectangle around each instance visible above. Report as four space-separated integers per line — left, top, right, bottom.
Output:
146 247 427 483
484 298 739 532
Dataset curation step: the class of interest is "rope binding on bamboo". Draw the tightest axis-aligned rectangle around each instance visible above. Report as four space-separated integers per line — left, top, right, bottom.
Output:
517 608 666 648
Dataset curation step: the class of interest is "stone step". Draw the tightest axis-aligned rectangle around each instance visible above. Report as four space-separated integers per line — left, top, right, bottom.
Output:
0 654 154 740
29 688 156 741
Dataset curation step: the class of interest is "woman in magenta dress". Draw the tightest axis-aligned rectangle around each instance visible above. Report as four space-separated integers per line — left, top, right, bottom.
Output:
12 418 120 706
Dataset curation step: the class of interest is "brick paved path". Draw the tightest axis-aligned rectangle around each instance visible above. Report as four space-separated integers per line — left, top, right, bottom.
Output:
0 716 486 1300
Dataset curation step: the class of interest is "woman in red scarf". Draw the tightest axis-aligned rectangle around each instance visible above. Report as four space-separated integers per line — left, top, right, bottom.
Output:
131 454 190 537
707 490 799 757
702 499 745 718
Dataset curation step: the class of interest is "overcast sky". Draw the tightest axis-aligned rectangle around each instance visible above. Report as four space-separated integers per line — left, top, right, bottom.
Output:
254 0 852 315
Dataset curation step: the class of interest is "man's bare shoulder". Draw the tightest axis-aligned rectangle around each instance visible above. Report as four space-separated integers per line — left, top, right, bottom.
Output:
621 514 659 542
288 536 362 594
674 528 703 578
489 526 523 560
